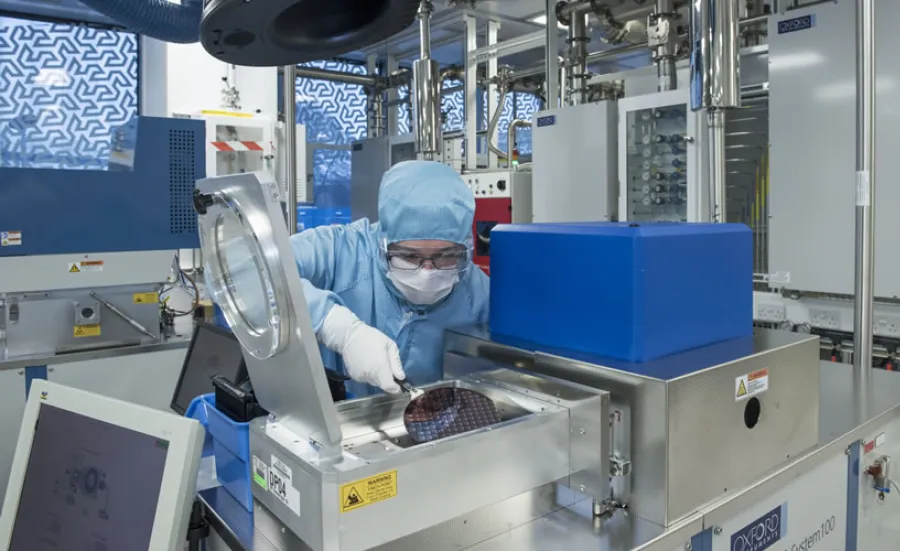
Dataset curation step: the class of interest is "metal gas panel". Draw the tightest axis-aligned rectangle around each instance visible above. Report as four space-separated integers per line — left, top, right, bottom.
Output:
768 2 900 296
709 447 848 551
666 334 820 524
532 102 618 223
4 286 162 358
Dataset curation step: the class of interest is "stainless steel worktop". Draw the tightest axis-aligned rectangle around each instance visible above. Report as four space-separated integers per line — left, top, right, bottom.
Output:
201 361 900 551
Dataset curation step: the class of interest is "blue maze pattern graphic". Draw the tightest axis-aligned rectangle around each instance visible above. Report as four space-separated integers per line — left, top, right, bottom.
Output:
295 60 368 146
0 17 138 170
295 60 367 210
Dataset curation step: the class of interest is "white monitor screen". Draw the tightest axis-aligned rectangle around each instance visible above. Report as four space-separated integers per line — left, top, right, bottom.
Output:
8 404 170 551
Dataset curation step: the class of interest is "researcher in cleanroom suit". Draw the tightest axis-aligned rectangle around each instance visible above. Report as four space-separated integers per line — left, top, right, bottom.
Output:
290 160 489 396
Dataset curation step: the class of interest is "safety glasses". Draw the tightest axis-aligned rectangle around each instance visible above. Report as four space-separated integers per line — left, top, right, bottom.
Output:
379 240 473 271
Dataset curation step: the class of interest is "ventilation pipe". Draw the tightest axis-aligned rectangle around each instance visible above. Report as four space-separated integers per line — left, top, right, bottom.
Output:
690 0 740 223
76 0 202 43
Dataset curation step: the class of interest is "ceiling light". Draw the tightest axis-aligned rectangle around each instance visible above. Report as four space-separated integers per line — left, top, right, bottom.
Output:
528 14 567 30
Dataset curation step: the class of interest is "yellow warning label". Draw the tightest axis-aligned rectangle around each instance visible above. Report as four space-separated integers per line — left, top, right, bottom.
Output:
737 379 748 398
200 109 254 118
73 324 101 338
339 470 397 513
68 263 80 273
133 292 159 305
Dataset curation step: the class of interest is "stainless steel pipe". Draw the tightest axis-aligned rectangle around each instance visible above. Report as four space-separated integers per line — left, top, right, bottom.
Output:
419 1 432 60
507 119 532 165
852 0 876 418
567 11 589 105
412 58 442 160
412 0 441 160
487 87 511 159
708 110 727 222
293 66 377 87
650 0 677 92
283 64 298 234
691 0 740 110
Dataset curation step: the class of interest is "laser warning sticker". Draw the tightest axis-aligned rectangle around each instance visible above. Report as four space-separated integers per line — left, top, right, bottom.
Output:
340 470 398 513
736 368 769 401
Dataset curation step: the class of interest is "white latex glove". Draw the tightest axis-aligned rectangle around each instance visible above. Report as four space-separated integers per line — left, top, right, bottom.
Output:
319 305 405 394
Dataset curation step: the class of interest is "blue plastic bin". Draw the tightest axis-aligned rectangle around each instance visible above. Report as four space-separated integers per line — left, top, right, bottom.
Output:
200 395 253 512
490 222 753 362
184 394 215 458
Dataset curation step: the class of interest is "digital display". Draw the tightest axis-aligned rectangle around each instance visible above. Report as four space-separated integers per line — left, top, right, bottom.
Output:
9 404 169 551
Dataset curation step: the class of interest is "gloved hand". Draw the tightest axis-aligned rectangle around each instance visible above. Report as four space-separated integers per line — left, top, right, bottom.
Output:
318 305 405 394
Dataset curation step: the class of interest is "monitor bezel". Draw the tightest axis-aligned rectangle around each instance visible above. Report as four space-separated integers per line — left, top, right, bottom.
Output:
0 379 204 551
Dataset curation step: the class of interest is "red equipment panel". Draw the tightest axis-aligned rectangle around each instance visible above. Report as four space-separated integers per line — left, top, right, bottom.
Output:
472 197 511 275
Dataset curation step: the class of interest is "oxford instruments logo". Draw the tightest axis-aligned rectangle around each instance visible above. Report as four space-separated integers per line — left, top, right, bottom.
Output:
731 503 787 551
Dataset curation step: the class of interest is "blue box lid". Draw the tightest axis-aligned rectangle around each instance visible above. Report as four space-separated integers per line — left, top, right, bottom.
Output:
492 221 751 238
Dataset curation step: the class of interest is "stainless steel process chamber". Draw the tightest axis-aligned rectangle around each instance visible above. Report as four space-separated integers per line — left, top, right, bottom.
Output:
444 325 821 528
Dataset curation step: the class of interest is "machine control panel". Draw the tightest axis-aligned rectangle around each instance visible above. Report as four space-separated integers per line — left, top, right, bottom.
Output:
464 172 512 198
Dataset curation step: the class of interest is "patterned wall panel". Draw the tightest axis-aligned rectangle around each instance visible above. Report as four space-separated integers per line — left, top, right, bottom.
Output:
295 60 368 146
0 17 138 170
295 60 368 209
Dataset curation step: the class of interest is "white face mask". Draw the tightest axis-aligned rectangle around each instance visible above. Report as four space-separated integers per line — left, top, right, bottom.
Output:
387 266 460 305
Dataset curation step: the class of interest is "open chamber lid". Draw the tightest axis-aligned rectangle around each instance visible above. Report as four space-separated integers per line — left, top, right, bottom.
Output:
194 172 342 454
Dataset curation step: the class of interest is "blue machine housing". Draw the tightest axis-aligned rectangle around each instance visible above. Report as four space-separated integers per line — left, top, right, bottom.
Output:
0 116 204 256
489 222 753 363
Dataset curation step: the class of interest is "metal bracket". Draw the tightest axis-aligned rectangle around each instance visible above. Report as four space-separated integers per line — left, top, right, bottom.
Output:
610 455 632 477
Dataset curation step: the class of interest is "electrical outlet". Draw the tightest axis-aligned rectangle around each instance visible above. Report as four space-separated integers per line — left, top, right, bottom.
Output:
810 309 841 330
755 302 787 322
874 316 900 338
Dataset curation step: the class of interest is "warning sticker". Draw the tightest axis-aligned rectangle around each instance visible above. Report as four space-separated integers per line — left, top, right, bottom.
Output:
340 470 398 513
736 368 769 401
68 260 104 273
1 231 22 246
73 324 101 338
252 456 269 490
133 292 158 305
